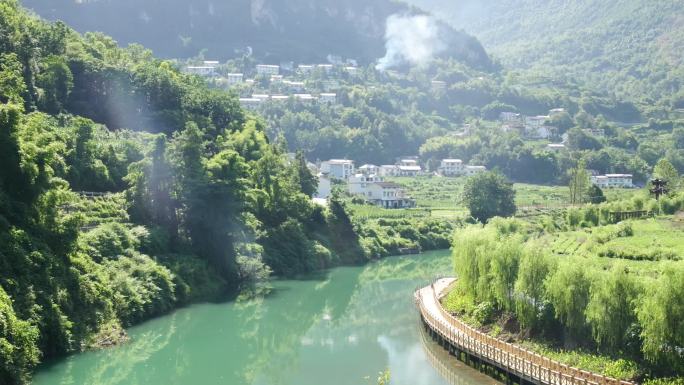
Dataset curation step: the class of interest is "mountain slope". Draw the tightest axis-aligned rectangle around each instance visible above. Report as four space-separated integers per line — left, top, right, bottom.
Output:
22 0 492 69
407 0 684 109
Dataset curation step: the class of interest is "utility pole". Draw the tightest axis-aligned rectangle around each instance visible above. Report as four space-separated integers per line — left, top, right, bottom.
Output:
650 179 668 200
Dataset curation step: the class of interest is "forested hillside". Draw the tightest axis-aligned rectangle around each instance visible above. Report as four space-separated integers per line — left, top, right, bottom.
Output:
408 0 684 115
22 0 492 69
0 1 366 383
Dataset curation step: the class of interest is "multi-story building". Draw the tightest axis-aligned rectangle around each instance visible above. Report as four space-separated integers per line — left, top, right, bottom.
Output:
256 64 280 76
591 174 634 188
438 159 464 176
320 159 355 180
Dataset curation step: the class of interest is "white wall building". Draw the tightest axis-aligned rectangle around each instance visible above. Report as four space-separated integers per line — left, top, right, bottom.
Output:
319 93 337 104
379 165 399 177
185 66 217 77
298 64 315 74
591 174 633 188
397 159 422 176
547 143 566 151
348 174 384 195
226 73 243 85
358 164 379 175
438 159 464 176
315 174 331 199
256 64 280 76
320 159 355 180
317 64 334 73
345 66 359 76
431 80 447 92
500 112 522 123
366 182 415 208
465 166 487 176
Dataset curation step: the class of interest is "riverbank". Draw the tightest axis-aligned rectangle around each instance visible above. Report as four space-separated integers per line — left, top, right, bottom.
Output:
31 250 475 385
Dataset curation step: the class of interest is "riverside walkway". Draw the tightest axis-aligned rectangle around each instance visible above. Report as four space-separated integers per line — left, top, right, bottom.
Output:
415 279 635 385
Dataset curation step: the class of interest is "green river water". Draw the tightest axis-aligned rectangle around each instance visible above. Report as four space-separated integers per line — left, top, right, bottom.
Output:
32 250 498 385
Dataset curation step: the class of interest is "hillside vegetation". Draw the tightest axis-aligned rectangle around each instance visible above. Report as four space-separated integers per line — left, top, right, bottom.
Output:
0 1 367 383
408 0 684 114
22 0 492 69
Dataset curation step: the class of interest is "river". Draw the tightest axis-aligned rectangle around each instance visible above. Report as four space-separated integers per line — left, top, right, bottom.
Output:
32 250 499 385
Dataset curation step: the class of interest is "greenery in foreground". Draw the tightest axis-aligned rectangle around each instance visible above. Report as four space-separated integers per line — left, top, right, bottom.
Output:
443 193 684 383
0 2 366 384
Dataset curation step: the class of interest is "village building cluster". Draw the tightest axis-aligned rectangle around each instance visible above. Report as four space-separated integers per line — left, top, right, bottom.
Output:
311 157 487 209
183 59 360 111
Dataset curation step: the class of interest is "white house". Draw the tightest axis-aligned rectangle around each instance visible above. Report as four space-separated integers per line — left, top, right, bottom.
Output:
358 164 379 175
465 166 487 176
251 94 270 101
366 182 416 209
320 159 355 180
271 95 290 102
379 165 399 177
322 80 340 91
284 81 306 92
547 143 566 151
500 112 522 123
315 173 331 199
298 64 315 74
583 128 606 138
185 66 217 77
549 108 566 116
345 66 359 76
203 60 220 66
431 80 447 92
270 75 283 83
256 64 280 76
317 64 334 73
525 115 549 129
397 159 422 176
226 73 243 85
591 174 633 188
294 94 316 103
526 125 553 139
438 159 464 176
239 98 262 110
319 93 337 104
348 173 384 195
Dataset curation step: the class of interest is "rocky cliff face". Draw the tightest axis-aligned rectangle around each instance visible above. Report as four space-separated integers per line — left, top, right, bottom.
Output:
23 0 491 69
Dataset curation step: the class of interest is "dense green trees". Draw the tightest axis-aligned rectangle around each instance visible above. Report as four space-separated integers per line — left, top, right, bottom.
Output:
450 217 684 379
0 3 371 383
462 171 516 222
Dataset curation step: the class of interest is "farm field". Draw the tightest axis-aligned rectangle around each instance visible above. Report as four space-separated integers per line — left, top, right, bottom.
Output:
387 176 637 211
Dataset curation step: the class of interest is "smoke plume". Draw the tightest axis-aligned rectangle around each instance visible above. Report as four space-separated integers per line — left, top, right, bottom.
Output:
376 14 446 70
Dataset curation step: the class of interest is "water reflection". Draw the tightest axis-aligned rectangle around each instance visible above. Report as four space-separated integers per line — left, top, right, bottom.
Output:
33 251 496 385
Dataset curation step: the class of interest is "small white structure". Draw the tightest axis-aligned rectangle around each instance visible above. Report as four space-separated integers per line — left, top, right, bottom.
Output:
239 98 262 110
525 115 549 129
317 64 334 73
203 60 220 66
271 95 290 102
379 165 399 177
431 80 447 92
226 73 243 85
397 159 422 177
500 112 522 122
256 64 280 76
315 173 331 199
322 80 340 91
358 164 379 175
319 93 337 104
526 125 553 139
294 94 316 103
320 159 355 180
549 108 566 116
348 174 384 195
298 64 315 74
185 66 217 77
284 81 305 92
251 94 270 101
438 159 464 176
366 182 415 209
465 166 487 176
591 174 633 188
270 75 283 83
583 128 605 138
345 66 359 76
547 143 566 151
